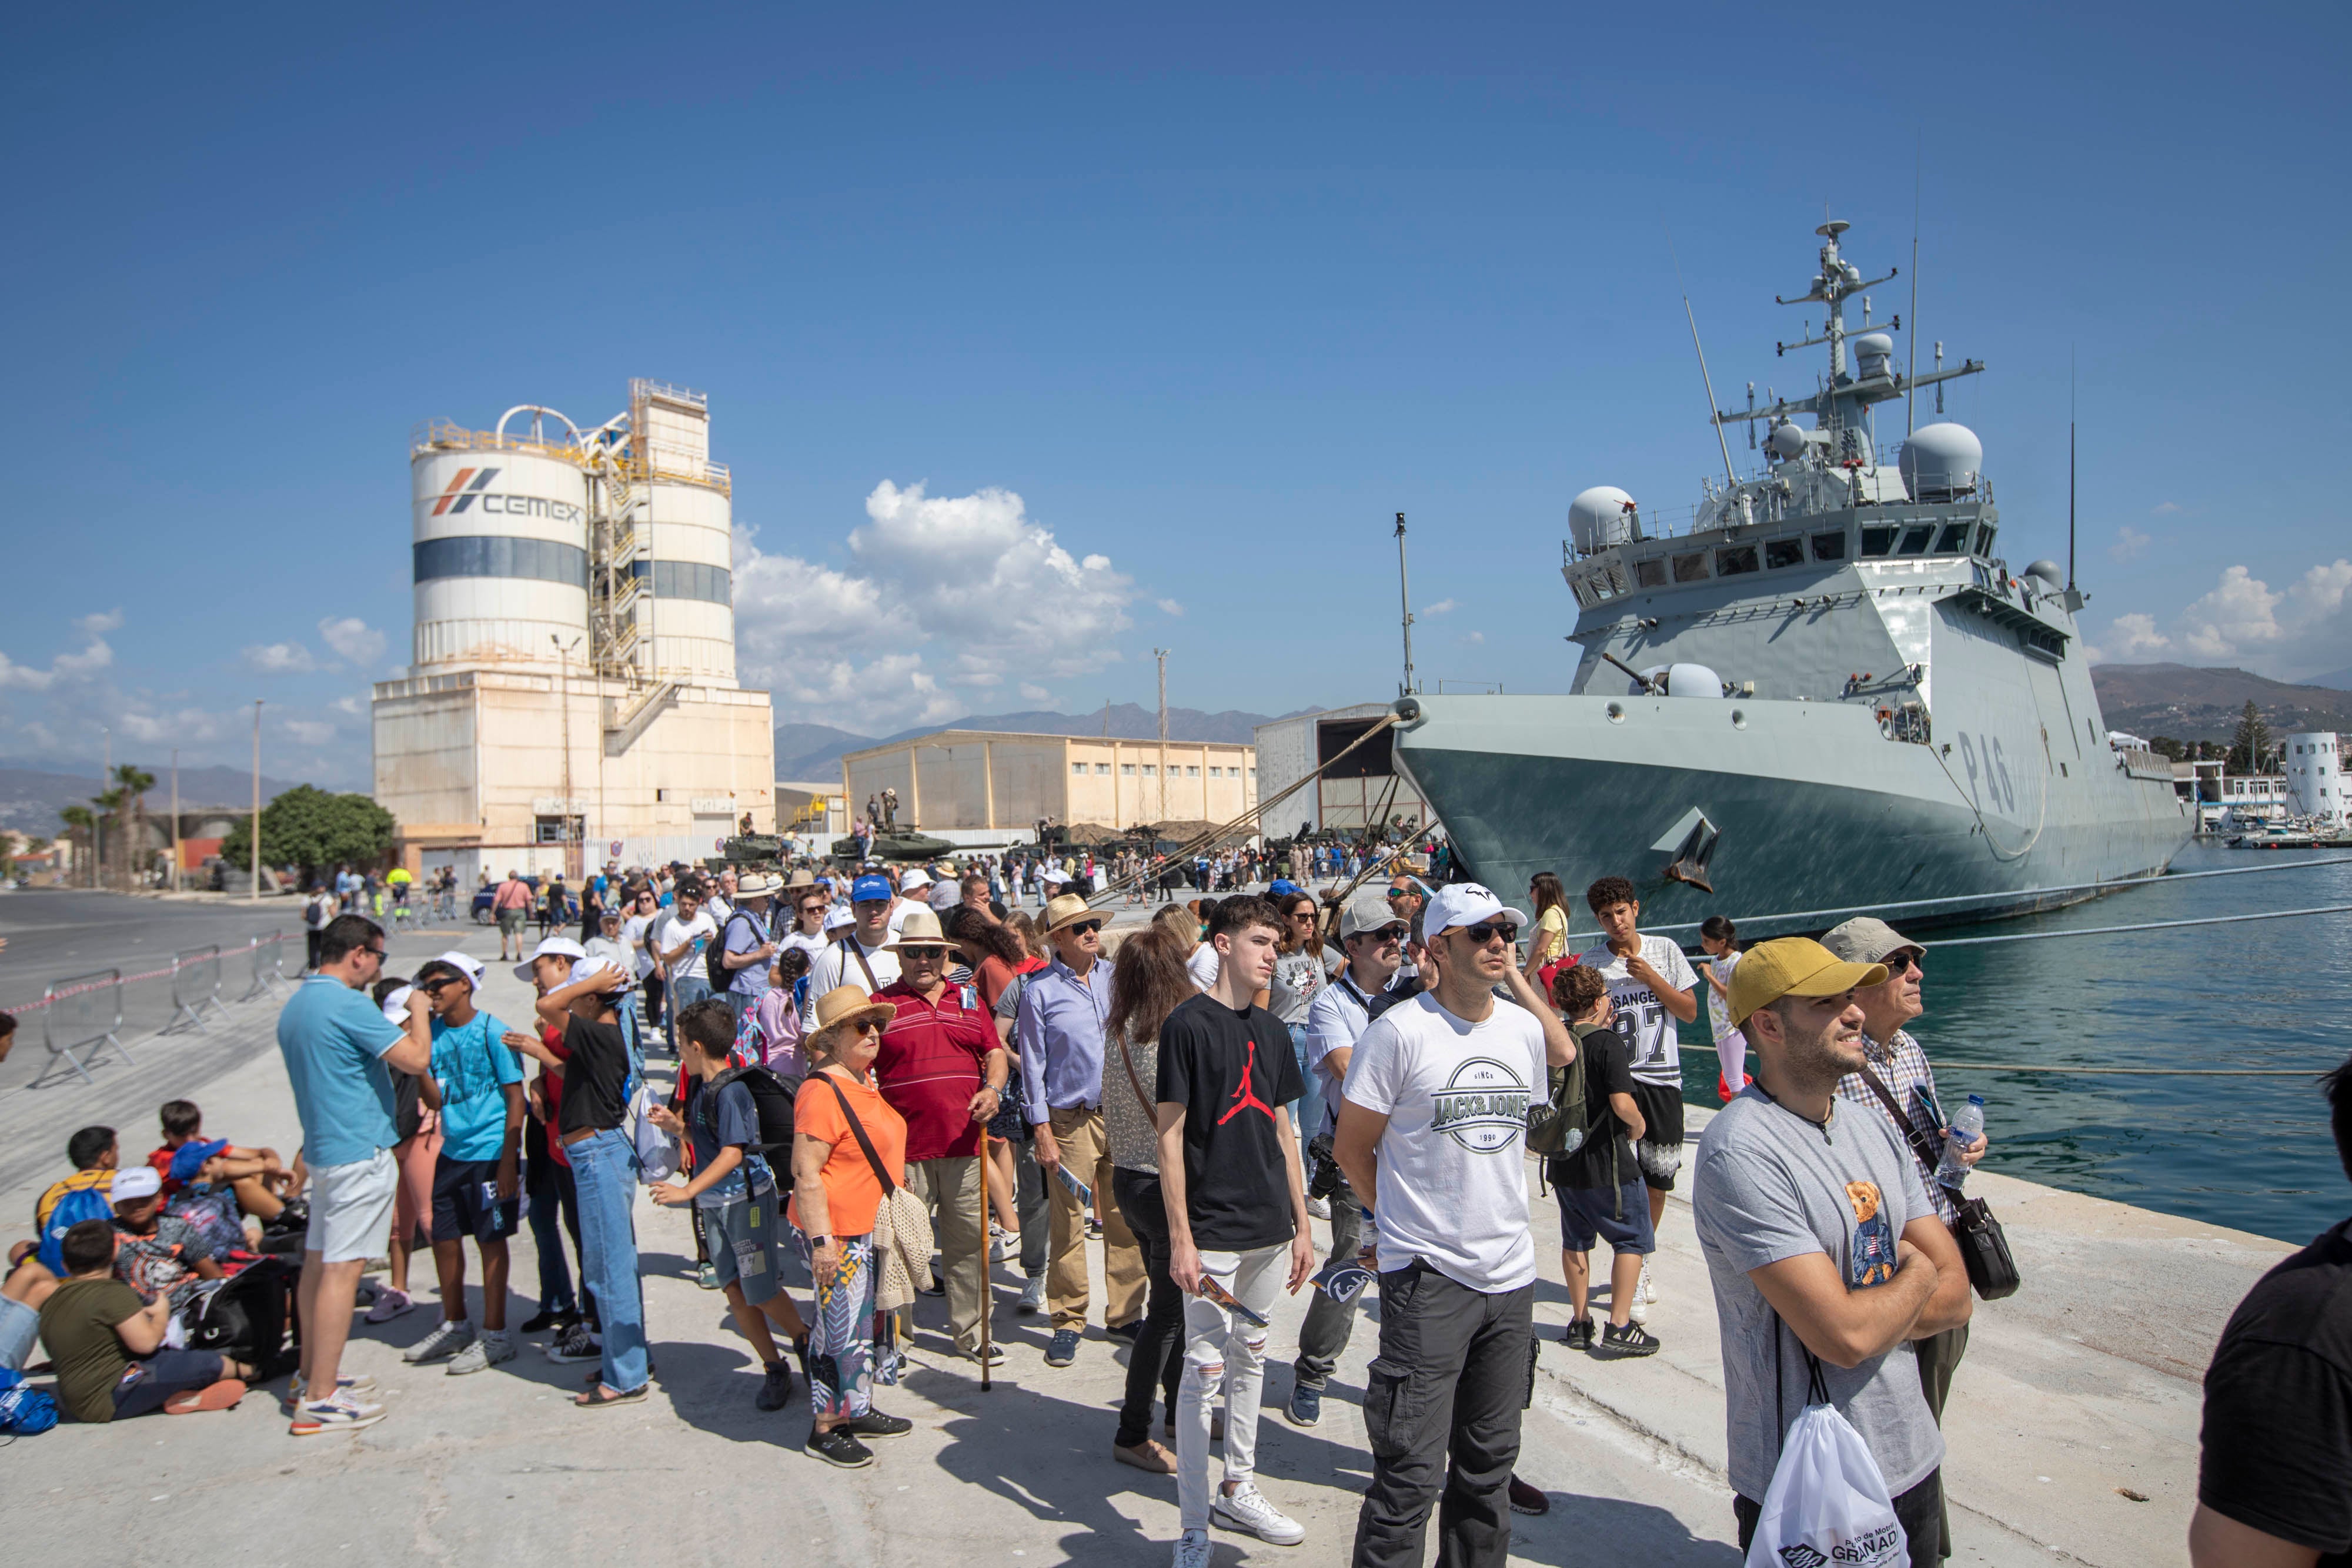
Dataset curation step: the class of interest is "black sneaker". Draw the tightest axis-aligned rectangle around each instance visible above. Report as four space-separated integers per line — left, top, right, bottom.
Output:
1105 1318 1140 1346
805 1427 876 1469
838 1410 913 1440
1508 1475 1551 1516
1563 1318 1596 1352
520 1308 576 1335
756 1361 794 1412
1601 1320 1661 1357
1285 1382 1322 1427
1045 1328 1080 1367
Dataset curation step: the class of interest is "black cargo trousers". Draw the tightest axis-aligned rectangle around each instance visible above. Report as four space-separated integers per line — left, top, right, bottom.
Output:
1351 1259 1533 1568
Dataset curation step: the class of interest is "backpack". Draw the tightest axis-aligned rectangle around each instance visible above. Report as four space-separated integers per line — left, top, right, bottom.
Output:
1526 1021 1604 1159
35 1185 116 1275
0 1372 58 1436
696 1062 799 1158
705 909 760 991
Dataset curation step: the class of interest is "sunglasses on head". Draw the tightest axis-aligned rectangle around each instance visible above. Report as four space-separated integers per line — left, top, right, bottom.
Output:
1457 921 1519 947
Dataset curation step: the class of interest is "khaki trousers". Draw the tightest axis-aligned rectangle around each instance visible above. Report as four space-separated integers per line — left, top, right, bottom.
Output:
907 1155 985 1355
1044 1105 1145 1332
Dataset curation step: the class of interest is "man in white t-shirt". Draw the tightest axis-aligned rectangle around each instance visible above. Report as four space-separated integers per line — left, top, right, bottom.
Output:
805 873 901 1022
1576 875 1699 1276
652 880 719 1057
1334 882 1575 1568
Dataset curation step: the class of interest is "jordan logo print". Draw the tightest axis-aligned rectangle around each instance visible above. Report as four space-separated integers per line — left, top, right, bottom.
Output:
1218 1038 1278 1125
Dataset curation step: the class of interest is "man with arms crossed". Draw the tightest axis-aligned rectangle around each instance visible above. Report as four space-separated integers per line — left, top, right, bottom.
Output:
1693 938 1972 1567
1157 896 1317 1565
277 913 433 1433
1334 882 1576 1568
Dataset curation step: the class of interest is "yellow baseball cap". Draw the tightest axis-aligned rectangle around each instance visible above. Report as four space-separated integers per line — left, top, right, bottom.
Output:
1727 937 1888 1027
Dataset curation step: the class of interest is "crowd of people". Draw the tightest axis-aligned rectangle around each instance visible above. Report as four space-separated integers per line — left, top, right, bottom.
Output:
7 845 2347 1568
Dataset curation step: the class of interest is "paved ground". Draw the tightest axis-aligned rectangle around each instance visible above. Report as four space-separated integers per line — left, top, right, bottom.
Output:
0 900 2281 1567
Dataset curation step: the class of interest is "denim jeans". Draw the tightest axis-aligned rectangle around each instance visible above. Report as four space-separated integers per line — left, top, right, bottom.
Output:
566 1128 649 1392
665 975 710 1057
1285 1021 1324 1140
527 1154 580 1318
1109 1167 1184 1449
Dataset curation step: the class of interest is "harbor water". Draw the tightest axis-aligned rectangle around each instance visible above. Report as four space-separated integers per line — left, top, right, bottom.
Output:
1669 841 2352 1246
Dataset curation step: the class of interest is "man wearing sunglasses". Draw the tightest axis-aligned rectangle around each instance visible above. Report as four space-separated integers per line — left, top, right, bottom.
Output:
804 874 903 1024
276 913 435 1434
1015 891 1144 1367
1333 882 1576 1568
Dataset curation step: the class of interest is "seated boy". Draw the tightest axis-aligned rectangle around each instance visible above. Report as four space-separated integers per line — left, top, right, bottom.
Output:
400 954 525 1375
36 1125 120 1241
108 1165 225 1314
2 1239 59 1371
148 1099 290 1221
38 1218 252 1419
648 998 807 1410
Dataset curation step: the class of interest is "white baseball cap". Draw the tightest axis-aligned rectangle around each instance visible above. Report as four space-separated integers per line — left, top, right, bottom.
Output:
434 950 486 987
1418 881 1529 943
379 983 416 1023
567 954 632 989
898 868 933 891
823 905 856 933
514 935 587 981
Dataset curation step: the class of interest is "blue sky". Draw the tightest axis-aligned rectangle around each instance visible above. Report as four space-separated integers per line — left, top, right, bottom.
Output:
5 3 2347 790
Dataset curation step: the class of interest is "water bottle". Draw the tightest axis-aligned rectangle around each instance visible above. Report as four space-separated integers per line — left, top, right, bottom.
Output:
1936 1095 1986 1190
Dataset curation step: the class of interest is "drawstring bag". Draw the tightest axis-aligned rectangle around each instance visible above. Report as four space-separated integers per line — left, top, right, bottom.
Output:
1746 1349 1908 1568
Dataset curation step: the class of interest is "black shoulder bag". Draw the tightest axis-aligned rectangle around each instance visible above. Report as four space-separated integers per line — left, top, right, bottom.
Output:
1856 1064 2020 1302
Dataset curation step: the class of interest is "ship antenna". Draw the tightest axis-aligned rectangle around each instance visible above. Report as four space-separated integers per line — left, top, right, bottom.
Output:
1668 229 1739 488
2067 352 2077 593
1394 511 1418 698
1907 138 1922 439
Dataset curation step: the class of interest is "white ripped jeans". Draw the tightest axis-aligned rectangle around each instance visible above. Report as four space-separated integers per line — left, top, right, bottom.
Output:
1177 1243 1285 1531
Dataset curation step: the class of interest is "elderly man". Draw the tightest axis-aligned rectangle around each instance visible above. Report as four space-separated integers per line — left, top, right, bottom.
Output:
716 871 781 1028
874 907 1010 1365
1017 891 1145 1367
926 862 964 914
805 873 901 1019
1823 916 1989 1561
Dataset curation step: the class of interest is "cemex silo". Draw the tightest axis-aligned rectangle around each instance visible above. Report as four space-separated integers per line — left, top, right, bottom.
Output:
375 379 777 884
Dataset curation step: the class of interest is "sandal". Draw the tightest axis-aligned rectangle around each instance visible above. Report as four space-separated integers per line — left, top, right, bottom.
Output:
574 1383 649 1408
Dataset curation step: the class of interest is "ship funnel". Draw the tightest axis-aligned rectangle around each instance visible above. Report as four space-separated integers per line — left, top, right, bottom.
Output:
1569 486 1639 553
1899 422 1984 502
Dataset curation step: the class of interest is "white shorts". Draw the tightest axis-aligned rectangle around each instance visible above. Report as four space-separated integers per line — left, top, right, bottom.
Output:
305 1148 399 1263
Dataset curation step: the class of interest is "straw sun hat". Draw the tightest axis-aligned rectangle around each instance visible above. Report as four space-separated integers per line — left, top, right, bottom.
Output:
807 985 894 1055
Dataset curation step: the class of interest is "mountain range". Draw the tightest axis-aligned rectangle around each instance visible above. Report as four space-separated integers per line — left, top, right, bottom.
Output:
774 703 1310 782
2087 664 2352 743
0 763 303 835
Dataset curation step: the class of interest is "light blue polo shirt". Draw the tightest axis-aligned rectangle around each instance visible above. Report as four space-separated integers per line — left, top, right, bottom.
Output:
277 975 403 1168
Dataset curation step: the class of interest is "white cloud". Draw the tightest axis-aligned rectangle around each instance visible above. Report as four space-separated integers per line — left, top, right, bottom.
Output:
1019 683 1054 703
281 719 335 744
2151 501 2183 515
244 642 315 674
318 616 387 666
1156 599 1185 617
2109 527 2151 563
0 624 115 690
1422 599 1458 616
1459 630 1486 645
2087 612 2170 663
2116 557 2352 673
76 609 125 636
733 481 1138 731
331 694 366 717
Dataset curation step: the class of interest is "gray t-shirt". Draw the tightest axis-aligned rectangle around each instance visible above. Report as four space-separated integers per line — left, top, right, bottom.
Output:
1690 1086 1945 1502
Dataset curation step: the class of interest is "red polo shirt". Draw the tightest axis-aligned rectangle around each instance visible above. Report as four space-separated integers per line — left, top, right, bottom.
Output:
874 977 995 1162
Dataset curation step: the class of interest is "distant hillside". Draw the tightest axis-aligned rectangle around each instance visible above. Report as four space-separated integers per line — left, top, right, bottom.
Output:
2300 663 2352 693
0 763 303 835
774 702 1314 781
2089 664 2352 743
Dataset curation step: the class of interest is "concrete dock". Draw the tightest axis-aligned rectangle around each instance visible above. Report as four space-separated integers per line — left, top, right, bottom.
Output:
0 912 2296 1567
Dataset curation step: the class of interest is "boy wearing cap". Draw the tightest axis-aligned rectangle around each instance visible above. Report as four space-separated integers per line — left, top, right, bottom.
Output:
1691 938 1972 1568
403 955 524 1375
805 874 903 1022
1333 881 1577 1568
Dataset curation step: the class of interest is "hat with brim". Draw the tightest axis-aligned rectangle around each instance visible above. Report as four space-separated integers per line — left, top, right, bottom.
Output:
111 1165 162 1203
1727 937 1889 1028
806 985 895 1055
1043 891 1107 935
783 869 817 891
886 907 951 952
737 872 781 898
514 935 586 982
1819 917 1924 968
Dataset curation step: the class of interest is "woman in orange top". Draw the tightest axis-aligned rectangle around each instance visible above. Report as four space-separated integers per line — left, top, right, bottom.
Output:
790 985 911 1470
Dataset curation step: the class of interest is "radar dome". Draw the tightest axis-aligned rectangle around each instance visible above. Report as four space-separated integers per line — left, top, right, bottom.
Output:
1853 332 1895 379
1569 486 1639 554
1899 422 1983 502
1768 421 1808 461
2025 560 2064 587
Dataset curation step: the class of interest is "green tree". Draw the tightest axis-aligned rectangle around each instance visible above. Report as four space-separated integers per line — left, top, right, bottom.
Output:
58 804 95 888
2227 699 2273 775
219 785 397 885
2147 735 2187 761
112 764 156 888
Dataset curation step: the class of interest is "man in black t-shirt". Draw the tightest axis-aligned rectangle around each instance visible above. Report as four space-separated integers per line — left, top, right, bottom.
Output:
1546 965 1658 1356
2191 1054 2352 1568
1157 895 1315 1564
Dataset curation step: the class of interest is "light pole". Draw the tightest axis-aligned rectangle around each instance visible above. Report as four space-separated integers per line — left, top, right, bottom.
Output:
171 748 181 895
552 636 582 881
250 700 263 902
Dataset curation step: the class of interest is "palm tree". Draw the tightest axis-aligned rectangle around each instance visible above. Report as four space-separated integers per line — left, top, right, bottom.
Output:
58 805 95 888
92 786 129 890
113 764 158 888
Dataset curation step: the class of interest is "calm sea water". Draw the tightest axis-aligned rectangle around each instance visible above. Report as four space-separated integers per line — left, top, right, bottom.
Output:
1673 841 2352 1246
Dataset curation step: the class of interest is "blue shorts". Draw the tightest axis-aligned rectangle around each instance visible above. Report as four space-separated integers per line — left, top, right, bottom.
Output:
1554 1176 1656 1256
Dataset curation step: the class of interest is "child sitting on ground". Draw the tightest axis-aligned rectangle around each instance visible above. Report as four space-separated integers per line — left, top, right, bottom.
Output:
38 1218 253 1420
148 1099 291 1221
108 1165 225 1314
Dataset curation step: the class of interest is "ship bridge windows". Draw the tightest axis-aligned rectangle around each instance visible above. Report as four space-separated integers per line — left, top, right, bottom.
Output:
1672 551 1710 583
1715 544 1760 576
1897 524 1936 554
1974 522 1997 556
1810 530 1849 561
1764 538 1805 570
1634 557 1667 588
1934 523 1971 554
1860 524 1898 557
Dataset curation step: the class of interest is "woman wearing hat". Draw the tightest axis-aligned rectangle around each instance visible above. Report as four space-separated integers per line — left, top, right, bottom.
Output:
790 985 916 1468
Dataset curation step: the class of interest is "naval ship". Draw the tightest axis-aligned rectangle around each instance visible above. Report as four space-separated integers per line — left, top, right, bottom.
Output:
1390 220 2191 936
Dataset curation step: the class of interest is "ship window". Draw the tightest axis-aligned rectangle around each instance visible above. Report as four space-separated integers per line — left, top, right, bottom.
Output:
1935 523 1971 554
1810 530 1849 561
1764 538 1805 570
1672 551 1709 583
1715 545 1760 577
1860 526 1897 557
1898 525 1935 554
1634 557 1666 588
1606 561 1632 596
1974 523 1996 556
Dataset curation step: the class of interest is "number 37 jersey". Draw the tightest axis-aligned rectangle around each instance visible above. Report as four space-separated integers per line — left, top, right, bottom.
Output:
1575 936 1698 1089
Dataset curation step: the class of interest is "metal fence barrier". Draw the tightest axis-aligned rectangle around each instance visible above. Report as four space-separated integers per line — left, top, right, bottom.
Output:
238 931 292 1002
37 968 131 1088
162 945 229 1035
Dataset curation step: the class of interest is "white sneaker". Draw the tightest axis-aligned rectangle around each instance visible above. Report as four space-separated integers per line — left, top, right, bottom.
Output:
1171 1529 1212 1568
1305 1196 1331 1221
1642 1263 1657 1303
403 1318 476 1364
363 1286 415 1324
1212 1480 1306 1546
447 1330 516 1375
1017 1275 1047 1315
990 1225 1017 1264
1628 1292 1649 1325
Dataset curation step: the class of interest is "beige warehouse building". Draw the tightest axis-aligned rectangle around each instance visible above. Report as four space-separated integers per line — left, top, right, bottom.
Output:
839 730 1257 836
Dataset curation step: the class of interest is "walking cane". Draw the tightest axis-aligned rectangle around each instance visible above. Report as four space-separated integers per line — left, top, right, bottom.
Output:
977 1129 994 1391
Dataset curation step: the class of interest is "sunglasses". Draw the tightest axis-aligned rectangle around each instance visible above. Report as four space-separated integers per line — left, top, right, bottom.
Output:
1385 889 1414 901
360 945 387 959
899 944 951 958
1881 951 1923 976
416 975 462 993
1356 925 1407 944
1458 922 1519 947
1065 920 1104 937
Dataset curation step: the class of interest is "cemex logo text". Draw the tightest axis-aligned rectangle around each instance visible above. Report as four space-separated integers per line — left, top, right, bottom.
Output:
427 467 584 523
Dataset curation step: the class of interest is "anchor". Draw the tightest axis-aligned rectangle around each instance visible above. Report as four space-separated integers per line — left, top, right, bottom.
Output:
1652 807 1722 894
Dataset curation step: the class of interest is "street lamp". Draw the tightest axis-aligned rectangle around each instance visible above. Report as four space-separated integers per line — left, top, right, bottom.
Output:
250 700 263 902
